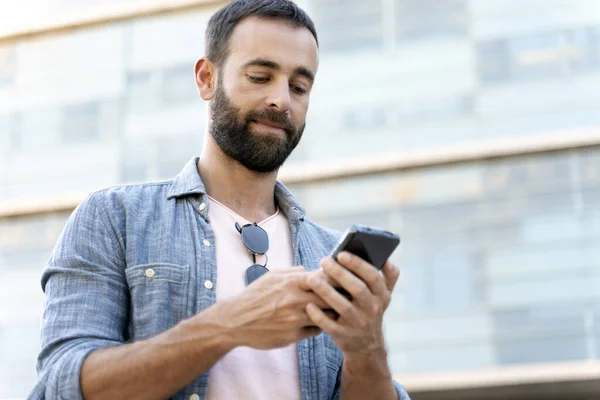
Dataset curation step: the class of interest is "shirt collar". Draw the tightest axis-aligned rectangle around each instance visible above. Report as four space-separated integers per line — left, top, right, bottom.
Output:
166 157 207 199
167 157 307 222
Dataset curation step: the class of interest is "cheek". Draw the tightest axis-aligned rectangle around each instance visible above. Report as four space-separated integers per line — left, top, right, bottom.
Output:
292 99 309 125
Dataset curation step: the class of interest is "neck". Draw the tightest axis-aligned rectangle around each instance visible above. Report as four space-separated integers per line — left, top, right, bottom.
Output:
198 136 279 223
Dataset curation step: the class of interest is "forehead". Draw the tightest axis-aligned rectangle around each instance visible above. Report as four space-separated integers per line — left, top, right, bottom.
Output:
225 16 319 74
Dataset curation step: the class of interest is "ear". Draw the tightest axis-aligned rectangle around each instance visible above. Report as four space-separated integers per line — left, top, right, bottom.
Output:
195 56 217 101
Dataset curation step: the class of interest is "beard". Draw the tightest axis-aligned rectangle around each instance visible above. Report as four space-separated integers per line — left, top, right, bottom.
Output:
208 79 305 174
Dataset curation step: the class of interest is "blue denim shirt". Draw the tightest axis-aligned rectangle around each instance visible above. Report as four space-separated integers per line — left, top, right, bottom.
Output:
30 157 410 400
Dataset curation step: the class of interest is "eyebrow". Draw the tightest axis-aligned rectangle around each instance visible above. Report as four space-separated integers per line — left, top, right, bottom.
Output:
241 58 315 84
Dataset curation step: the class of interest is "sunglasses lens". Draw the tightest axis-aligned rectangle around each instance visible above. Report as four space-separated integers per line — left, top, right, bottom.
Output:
245 264 269 286
241 224 269 254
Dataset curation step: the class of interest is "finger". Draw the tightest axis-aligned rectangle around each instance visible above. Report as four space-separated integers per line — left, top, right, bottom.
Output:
335 252 388 297
307 273 360 323
272 266 307 274
381 261 401 293
296 290 332 311
306 303 343 336
321 257 375 306
269 271 338 310
296 270 345 294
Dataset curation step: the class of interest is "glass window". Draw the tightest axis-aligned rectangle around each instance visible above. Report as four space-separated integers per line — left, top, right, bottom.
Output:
495 335 586 365
0 113 9 155
60 102 100 143
0 45 15 88
395 341 494 373
488 276 600 308
126 70 160 113
0 212 69 260
311 0 384 53
129 11 209 72
0 321 41 397
430 253 476 310
15 24 126 107
120 133 202 182
343 106 388 132
476 40 510 82
582 188 600 213
477 27 600 84
343 94 473 132
154 133 202 179
493 305 587 338
579 147 600 183
566 27 600 73
10 107 61 152
161 65 198 106
120 138 151 183
481 152 572 198
395 0 468 41
508 32 566 79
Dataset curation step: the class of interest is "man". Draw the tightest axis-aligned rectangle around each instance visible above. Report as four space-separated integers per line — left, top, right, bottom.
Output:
31 1 410 399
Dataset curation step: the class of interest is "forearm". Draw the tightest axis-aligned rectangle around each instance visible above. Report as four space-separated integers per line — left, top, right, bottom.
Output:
340 349 397 400
81 303 237 400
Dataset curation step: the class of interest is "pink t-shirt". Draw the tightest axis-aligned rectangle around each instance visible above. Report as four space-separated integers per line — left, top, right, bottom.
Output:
205 195 301 400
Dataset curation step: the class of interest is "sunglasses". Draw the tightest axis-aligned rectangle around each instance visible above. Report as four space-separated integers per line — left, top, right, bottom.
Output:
235 221 270 285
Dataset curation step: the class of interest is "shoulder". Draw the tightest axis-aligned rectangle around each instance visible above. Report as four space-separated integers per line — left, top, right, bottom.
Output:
300 218 343 250
82 179 173 213
69 180 176 238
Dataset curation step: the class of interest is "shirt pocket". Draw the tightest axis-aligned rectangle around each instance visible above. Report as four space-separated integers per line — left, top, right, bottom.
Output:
125 263 190 340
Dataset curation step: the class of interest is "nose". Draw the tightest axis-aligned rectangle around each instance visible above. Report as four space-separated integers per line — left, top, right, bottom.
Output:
266 79 291 114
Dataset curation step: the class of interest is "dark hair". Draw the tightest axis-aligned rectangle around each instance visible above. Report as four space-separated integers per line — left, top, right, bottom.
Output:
205 0 318 67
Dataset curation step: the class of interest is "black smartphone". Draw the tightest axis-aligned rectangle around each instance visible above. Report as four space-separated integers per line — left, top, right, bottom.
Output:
330 225 401 270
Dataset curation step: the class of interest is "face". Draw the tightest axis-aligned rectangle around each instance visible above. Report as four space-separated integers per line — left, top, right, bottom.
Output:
206 17 319 173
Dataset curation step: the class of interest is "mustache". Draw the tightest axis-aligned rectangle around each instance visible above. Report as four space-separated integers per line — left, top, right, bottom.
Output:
246 109 296 136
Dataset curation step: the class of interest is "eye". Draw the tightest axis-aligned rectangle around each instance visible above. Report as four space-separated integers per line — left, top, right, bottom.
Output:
291 85 308 95
248 75 270 83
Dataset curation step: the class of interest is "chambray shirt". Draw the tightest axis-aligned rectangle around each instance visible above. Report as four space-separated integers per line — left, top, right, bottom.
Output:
30 158 410 400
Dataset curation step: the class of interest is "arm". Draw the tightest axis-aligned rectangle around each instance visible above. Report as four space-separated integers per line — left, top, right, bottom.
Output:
305 252 411 400
81 275 327 400
340 352 410 400
80 303 236 400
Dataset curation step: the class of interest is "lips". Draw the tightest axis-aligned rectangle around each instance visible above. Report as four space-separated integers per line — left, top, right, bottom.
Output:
253 119 286 130
251 119 288 135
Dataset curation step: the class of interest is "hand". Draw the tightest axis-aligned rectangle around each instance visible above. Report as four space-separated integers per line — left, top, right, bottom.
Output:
213 267 334 350
305 252 400 356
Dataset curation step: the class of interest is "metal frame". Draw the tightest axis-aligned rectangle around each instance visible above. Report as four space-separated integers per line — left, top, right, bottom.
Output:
400 360 600 399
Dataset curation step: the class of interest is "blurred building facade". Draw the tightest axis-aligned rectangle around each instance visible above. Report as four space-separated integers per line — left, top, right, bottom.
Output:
1 0 600 398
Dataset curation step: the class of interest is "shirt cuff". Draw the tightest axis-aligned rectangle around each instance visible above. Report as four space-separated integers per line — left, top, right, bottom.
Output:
35 340 116 400
393 380 411 400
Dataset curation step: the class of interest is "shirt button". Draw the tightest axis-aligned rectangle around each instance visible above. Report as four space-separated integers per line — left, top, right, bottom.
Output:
189 395 200 400
199 202 206 211
204 280 214 290
203 239 211 247
145 268 155 278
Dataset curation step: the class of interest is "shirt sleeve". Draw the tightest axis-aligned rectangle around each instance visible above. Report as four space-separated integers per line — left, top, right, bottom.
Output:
30 192 128 400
